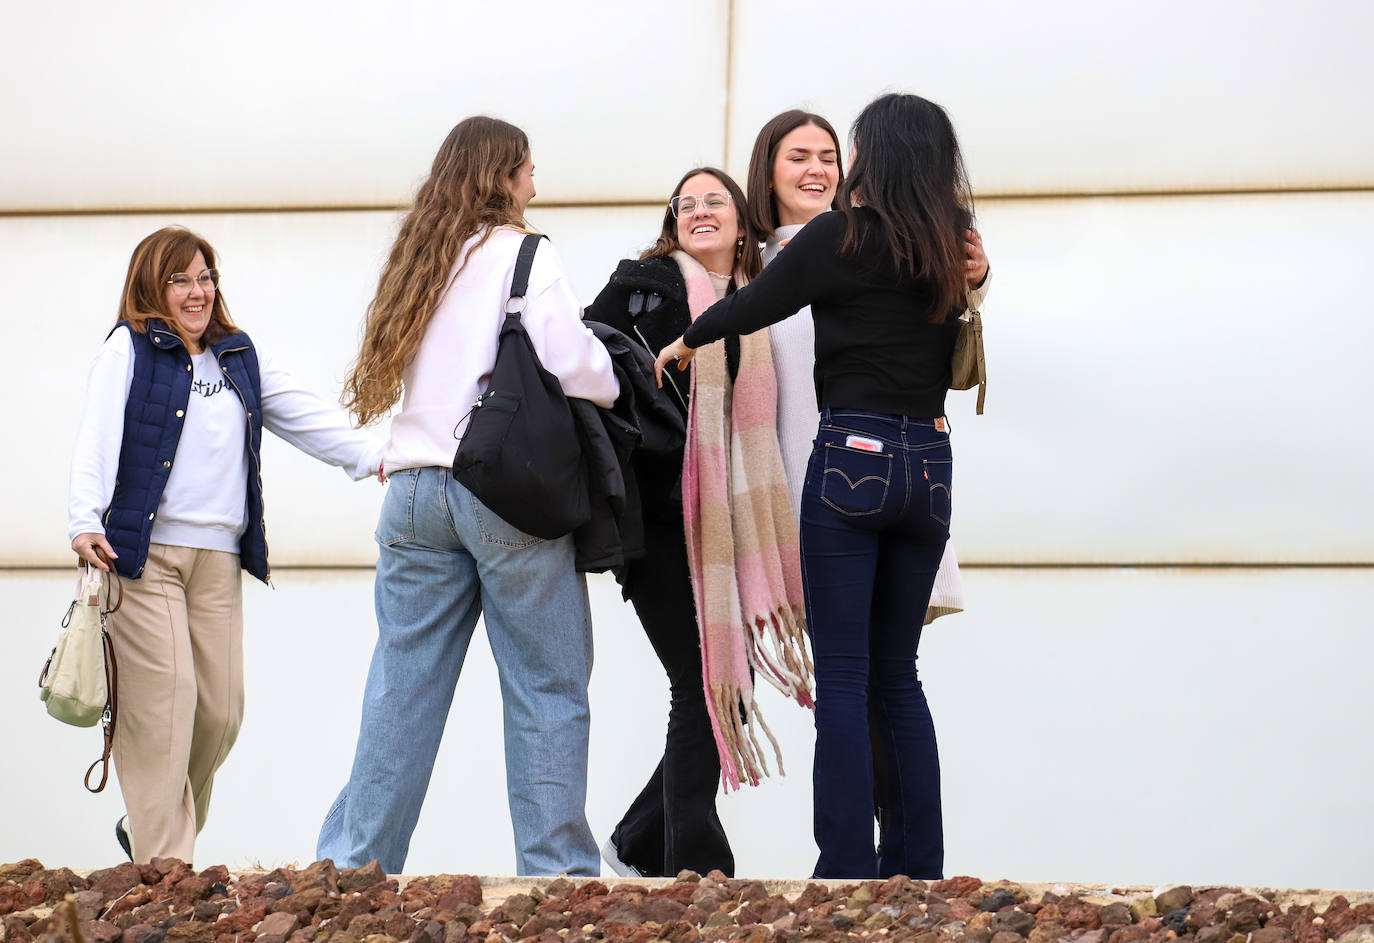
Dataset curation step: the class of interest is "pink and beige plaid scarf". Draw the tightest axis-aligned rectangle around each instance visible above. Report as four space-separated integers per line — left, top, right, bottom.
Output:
673 250 814 790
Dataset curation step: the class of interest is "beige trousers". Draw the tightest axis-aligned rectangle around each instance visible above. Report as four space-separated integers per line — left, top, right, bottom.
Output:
107 543 244 864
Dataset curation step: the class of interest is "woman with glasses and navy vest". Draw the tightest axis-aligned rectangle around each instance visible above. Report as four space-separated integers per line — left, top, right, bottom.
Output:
68 226 383 865
656 94 980 879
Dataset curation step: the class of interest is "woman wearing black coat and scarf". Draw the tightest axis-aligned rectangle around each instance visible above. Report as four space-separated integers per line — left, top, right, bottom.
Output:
584 167 810 878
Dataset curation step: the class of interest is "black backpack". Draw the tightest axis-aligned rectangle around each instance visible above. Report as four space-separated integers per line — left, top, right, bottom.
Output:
451 234 591 539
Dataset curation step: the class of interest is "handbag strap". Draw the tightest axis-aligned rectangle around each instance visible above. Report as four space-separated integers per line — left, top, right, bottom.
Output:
76 556 123 613
83 624 119 793
964 289 987 416
970 312 986 415
74 553 120 794
97 552 122 614
503 233 547 318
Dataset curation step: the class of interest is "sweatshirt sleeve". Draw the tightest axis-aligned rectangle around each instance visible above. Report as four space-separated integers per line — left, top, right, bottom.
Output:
968 267 991 310
683 211 843 348
258 349 385 480
522 250 620 408
68 329 134 542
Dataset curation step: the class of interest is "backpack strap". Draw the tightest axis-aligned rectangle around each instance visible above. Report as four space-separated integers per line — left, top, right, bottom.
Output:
505 234 548 316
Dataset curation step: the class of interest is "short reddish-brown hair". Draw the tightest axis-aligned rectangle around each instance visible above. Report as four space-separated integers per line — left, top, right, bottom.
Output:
117 226 238 349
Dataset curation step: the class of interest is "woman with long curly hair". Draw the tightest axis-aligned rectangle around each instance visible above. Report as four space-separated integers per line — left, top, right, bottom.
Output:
317 116 618 876
658 93 979 878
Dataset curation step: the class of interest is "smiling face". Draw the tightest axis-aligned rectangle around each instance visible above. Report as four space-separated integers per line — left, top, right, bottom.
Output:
164 249 215 352
674 172 740 273
771 123 840 227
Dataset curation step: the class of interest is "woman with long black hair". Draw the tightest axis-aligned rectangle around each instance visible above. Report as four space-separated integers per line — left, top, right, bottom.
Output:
656 93 976 879
744 108 989 626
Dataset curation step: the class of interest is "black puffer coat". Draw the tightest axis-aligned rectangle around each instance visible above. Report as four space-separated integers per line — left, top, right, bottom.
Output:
570 322 685 574
583 256 739 519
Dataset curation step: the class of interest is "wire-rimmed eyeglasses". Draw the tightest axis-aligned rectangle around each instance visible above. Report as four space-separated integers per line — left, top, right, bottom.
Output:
167 270 219 295
669 191 731 218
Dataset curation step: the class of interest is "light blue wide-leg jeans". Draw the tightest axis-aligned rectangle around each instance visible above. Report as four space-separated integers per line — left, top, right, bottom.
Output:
317 466 598 876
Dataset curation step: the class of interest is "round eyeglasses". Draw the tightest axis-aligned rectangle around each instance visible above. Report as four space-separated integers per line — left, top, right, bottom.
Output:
670 191 731 218
167 270 218 295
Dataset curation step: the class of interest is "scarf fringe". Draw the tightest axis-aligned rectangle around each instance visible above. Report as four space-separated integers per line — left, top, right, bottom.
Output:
747 604 815 709
709 682 787 792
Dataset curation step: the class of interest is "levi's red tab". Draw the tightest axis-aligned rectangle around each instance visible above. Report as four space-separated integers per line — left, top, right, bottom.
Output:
844 435 884 452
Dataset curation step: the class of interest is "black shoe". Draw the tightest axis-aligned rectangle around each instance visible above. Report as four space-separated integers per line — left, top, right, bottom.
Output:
115 815 132 861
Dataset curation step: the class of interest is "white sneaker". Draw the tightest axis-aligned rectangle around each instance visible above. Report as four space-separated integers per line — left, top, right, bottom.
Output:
599 836 642 878
115 815 132 861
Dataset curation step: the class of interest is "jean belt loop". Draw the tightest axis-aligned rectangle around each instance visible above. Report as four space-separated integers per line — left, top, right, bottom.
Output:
821 407 831 424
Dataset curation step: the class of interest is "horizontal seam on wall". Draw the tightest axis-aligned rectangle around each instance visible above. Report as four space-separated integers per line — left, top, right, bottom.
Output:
3 185 1373 218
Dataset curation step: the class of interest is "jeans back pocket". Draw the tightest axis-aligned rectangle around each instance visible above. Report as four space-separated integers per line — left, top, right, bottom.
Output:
923 458 952 527
376 468 420 546
820 443 893 517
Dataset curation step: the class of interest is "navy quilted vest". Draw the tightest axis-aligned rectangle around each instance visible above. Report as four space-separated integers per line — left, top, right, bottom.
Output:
104 320 269 583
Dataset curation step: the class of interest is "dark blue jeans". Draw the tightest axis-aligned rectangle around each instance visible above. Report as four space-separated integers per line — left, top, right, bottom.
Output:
801 409 951 879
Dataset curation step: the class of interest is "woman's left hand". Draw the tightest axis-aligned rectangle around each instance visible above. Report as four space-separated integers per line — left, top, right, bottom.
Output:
654 337 696 388
965 228 989 286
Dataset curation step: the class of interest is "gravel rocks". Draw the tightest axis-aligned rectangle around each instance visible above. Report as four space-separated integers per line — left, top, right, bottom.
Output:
2 863 1372 943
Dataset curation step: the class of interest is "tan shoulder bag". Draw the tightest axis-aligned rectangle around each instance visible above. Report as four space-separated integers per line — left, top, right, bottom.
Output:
950 292 986 414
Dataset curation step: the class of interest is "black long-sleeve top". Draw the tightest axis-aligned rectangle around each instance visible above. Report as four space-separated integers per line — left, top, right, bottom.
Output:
682 208 961 419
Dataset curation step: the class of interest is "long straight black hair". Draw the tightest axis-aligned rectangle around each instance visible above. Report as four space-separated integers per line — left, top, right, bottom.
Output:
839 93 973 321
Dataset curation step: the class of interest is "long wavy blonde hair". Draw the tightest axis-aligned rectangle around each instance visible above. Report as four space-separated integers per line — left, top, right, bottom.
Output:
343 116 531 425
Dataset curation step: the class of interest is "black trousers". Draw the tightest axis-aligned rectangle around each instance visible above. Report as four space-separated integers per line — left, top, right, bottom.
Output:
610 515 734 877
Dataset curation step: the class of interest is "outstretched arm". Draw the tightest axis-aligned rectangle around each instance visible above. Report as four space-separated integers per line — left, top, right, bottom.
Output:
259 351 385 480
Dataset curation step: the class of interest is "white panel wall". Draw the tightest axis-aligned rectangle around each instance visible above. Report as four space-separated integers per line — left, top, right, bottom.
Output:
0 0 729 209
3 0 1372 888
8 193 1370 566
6 567 1372 887
727 0 1374 193
952 191 1374 563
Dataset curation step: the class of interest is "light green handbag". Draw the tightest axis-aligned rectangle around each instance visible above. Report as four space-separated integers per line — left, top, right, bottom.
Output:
39 563 120 791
